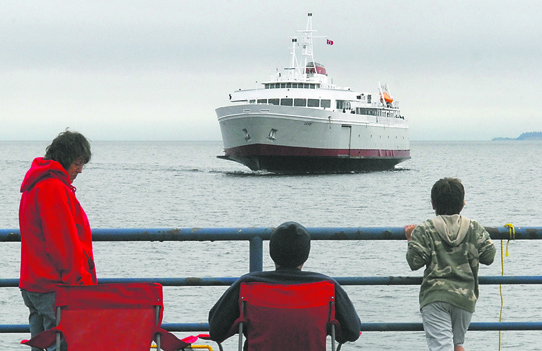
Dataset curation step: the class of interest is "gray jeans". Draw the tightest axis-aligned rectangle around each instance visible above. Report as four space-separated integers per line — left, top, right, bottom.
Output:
21 289 67 351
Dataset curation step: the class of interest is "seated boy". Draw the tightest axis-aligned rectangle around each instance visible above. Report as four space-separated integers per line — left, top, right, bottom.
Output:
208 221 361 347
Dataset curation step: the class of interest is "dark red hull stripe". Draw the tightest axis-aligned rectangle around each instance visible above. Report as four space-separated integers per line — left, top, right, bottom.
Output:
225 144 411 158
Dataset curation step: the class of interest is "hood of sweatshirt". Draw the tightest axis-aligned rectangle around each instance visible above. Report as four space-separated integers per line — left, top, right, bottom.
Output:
431 214 471 247
20 157 72 193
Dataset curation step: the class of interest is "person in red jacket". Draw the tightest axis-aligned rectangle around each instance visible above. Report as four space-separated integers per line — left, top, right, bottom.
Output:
19 130 97 351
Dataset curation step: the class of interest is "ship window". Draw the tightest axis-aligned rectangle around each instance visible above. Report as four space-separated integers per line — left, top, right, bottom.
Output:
268 128 277 140
265 84 269 89
280 83 286 88
242 128 251 141
337 100 351 109
310 84 315 89
280 98 293 106
257 99 267 104
268 98 279 105
268 84 274 89
249 99 255 104
358 108 373 115
321 99 331 108
367 94 372 103
303 84 310 89
307 99 319 107
294 98 306 107
286 83 291 88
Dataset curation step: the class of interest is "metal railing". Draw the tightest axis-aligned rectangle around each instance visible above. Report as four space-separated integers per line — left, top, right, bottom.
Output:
2 226 542 334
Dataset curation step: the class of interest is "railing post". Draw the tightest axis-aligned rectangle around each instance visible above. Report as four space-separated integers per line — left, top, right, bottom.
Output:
249 236 263 272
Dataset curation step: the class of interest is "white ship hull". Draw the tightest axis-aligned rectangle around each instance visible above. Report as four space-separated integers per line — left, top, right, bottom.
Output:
217 104 410 173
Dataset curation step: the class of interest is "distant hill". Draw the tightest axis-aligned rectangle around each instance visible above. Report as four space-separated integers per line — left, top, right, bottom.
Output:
492 131 542 141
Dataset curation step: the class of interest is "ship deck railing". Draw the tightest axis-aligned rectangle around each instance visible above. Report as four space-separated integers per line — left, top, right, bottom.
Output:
1 226 542 335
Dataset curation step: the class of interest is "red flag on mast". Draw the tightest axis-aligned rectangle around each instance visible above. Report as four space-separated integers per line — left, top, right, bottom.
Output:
326 39 334 45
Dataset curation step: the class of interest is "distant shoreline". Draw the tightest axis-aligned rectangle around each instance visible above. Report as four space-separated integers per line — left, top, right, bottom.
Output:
492 131 542 141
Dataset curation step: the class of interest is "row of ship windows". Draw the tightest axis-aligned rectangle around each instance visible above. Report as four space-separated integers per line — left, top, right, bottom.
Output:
251 98 332 108
247 98 399 117
264 83 320 89
355 108 401 118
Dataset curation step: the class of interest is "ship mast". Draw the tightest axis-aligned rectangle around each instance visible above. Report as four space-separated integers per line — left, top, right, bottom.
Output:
285 38 299 80
298 13 316 77
281 13 330 85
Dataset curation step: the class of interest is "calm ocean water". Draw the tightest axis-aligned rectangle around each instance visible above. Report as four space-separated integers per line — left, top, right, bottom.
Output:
1 140 541 350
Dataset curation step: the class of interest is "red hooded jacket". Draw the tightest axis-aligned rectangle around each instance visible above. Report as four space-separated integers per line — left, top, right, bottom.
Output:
19 157 97 292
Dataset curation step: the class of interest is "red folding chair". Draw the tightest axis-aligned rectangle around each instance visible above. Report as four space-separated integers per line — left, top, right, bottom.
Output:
226 280 342 351
22 283 193 351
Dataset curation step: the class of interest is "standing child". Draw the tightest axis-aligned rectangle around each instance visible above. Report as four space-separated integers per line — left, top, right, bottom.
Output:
405 177 496 351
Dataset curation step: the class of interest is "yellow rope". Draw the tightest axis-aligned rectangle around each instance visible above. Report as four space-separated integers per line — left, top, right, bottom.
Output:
499 223 515 351
504 223 515 257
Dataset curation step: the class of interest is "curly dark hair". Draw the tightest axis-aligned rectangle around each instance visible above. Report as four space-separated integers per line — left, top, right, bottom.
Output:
431 177 465 215
44 130 92 170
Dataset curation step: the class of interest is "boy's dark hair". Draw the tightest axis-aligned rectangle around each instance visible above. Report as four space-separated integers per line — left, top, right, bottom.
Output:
44 130 92 170
431 177 465 215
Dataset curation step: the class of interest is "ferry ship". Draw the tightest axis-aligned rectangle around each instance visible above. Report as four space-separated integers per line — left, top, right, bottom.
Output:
216 13 410 173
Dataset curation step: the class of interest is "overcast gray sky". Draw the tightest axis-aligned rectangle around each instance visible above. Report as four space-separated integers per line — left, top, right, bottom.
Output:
1 0 541 141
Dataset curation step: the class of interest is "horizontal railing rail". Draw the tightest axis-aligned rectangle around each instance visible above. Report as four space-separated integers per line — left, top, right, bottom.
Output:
3 226 542 242
2 275 542 288
2 226 541 335
4 322 542 334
